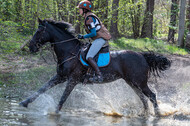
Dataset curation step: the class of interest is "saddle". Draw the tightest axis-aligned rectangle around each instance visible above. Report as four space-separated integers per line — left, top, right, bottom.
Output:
79 43 111 68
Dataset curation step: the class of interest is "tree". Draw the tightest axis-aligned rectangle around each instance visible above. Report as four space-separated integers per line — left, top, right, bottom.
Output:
178 0 186 47
187 0 190 31
168 0 179 43
110 0 120 39
99 0 109 28
141 0 155 38
185 0 190 49
14 0 22 22
0 0 13 21
130 0 142 38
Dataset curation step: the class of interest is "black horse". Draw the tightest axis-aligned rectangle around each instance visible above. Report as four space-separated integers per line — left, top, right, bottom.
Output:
19 19 171 115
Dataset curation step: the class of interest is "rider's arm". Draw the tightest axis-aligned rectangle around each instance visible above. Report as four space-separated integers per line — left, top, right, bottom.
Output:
83 17 97 39
83 28 96 38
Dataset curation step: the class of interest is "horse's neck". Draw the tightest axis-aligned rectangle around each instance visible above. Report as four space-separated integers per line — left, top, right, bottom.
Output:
52 33 80 62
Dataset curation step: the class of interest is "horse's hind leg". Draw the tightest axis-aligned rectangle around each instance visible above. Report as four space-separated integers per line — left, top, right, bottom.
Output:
19 74 65 108
128 84 149 116
140 85 160 116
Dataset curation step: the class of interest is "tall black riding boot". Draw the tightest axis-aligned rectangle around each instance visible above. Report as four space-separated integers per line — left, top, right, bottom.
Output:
87 57 103 82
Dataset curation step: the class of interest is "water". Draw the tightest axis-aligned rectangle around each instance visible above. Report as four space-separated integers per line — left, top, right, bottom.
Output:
1 55 190 125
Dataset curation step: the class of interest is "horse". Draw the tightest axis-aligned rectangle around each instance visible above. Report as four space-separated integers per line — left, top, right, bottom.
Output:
19 18 171 116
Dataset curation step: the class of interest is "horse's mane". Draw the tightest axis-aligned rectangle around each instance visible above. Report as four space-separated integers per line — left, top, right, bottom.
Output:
44 19 75 35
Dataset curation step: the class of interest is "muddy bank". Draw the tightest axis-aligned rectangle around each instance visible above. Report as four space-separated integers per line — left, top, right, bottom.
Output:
0 50 57 98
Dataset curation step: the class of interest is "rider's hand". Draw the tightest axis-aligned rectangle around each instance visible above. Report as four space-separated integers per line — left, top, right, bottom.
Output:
78 34 84 39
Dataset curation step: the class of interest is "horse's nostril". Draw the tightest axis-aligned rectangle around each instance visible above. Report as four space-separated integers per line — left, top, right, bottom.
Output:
29 45 38 53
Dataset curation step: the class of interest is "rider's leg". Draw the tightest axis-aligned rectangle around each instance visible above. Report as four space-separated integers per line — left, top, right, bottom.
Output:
87 57 103 82
86 38 106 82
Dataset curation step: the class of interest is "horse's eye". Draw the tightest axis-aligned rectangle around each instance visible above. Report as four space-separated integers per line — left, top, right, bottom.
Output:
38 27 43 32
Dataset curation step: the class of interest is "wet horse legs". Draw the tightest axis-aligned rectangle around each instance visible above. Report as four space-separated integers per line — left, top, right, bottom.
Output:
141 86 160 116
19 74 65 107
56 81 77 113
132 86 149 115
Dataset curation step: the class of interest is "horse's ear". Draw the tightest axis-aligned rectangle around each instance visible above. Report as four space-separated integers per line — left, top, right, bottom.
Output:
38 18 43 24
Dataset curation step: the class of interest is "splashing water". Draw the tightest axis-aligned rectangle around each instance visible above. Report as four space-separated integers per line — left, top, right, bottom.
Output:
29 94 57 115
28 56 190 116
6 55 189 125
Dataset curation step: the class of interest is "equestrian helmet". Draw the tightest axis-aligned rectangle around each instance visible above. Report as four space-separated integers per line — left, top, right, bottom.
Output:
77 0 92 11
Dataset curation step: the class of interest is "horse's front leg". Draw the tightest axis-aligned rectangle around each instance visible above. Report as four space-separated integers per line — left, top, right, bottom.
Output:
55 80 78 113
19 74 66 108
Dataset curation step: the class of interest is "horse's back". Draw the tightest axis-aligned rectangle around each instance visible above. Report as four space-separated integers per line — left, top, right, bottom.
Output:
110 50 147 66
108 50 149 81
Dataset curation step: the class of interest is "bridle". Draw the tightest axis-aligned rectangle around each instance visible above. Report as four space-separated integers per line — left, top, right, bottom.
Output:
30 24 81 66
30 24 47 49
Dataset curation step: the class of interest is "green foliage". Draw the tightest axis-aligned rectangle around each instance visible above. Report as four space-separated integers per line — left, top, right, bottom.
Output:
0 20 18 41
0 72 16 86
0 0 184 41
0 41 21 54
0 0 14 20
13 65 55 88
110 37 189 55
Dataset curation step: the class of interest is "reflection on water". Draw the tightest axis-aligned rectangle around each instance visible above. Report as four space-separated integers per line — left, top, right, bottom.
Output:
1 56 190 126
0 98 149 126
0 84 190 126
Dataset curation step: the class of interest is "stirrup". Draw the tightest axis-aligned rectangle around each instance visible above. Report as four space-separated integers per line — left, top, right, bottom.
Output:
89 75 103 83
97 75 103 83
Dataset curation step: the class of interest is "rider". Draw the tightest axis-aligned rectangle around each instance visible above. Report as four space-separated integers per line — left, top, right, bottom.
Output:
77 0 112 82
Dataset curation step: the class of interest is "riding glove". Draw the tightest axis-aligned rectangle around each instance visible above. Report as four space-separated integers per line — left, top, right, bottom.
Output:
78 34 84 39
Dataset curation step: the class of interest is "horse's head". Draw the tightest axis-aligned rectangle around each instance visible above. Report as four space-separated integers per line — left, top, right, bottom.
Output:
29 18 51 53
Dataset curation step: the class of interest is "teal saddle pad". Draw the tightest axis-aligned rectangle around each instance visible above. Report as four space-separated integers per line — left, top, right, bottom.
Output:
80 52 110 67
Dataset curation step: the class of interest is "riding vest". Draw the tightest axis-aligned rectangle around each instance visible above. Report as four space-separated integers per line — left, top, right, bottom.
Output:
84 12 112 41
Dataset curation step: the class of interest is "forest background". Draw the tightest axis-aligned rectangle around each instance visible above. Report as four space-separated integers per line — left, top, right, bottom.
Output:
0 0 190 48
0 0 190 97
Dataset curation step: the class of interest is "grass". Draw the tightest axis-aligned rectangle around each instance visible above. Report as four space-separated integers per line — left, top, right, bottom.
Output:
109 37 189 55
0 65 56 98
13 65 55 87
0 41 22 54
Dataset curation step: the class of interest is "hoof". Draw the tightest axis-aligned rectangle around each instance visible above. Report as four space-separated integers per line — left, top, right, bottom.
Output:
55 109 60 114
154 108 161 117
19 101 28 108
55 105 62 114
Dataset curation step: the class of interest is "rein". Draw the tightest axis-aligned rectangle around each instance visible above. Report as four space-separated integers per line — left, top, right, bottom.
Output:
50 38 81 66
34 24 81 66
58 48 81 66
51 38 78 45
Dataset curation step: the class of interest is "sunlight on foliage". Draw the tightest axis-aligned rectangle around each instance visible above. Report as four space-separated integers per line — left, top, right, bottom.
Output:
110 37 189 55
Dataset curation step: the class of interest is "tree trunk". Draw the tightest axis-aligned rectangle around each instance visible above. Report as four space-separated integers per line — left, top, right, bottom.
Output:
187 0 190 31
69 0 75 24
185 0 190 49
130 0 141 38
98 0 109 28
75 16 81 34
53 0 57 20
178 0 186 47
56 0 66 21
110 0 120 39
141 0 155 38
24 0 30 25
14 0 22 22
168 0 179 43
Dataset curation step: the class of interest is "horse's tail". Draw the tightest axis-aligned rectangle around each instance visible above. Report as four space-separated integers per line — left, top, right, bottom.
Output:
142 52 171 76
